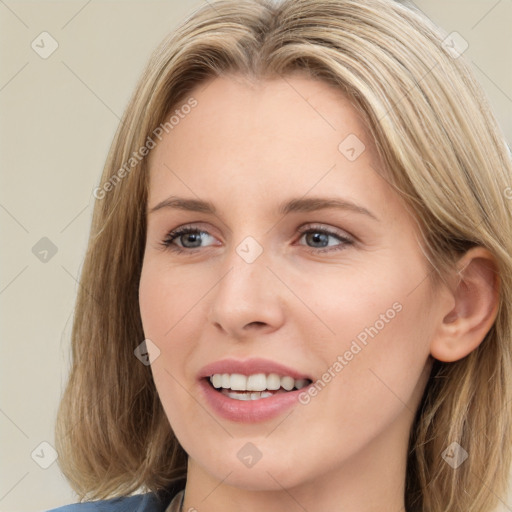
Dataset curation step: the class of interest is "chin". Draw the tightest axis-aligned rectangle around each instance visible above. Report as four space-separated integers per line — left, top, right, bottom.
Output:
213 465 301 491
194 452 314 492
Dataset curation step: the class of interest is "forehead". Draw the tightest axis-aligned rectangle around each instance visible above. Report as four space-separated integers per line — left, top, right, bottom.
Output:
151 73 369 155
146 74 393 216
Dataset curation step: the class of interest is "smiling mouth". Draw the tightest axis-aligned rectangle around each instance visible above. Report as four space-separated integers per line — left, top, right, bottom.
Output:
206 373 313 401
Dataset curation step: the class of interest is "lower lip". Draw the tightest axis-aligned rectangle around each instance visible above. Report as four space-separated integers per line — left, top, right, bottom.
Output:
199 379 306 423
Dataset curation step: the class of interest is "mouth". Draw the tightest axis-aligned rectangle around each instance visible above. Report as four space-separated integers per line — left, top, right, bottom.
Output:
197 357 314 422
205 373 313 401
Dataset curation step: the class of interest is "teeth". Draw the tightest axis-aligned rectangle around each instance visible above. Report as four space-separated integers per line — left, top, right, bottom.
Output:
294 379 309 389
247 373 267 391
281 376 294 391
209 372 310 392
267 373 281 390
211 374 223 388
230 374 247 391
223 389 278 400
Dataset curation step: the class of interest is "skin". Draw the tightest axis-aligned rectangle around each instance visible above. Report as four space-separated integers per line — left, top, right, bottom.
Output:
139 74 499 512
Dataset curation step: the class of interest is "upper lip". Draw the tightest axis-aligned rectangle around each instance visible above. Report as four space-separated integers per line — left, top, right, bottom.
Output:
198 358 313 381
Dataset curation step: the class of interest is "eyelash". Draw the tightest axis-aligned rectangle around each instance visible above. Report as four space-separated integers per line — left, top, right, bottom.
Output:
160 224 354 255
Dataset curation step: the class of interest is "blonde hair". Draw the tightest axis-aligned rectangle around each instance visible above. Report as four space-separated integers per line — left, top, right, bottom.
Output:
55 1 512 510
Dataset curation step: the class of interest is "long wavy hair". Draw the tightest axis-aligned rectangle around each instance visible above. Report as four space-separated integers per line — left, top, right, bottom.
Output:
54 1 512 510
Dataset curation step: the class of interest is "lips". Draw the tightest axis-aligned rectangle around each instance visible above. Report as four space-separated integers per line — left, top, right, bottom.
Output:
197 358 314 423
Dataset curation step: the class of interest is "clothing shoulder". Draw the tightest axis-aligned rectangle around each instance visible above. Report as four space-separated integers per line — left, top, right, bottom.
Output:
45 491 167 512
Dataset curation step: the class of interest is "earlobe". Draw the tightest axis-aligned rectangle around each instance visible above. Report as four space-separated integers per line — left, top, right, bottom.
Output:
430 247 500 363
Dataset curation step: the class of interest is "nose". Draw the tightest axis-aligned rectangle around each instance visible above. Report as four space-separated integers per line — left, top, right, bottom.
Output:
206 247 286 340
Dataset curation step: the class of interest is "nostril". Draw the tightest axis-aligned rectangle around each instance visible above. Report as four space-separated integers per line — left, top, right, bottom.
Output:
246 321 267 328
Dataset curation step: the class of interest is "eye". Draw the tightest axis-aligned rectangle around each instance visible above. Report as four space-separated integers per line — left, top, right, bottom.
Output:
160 224 354 255
161 226 218 253
297 225 354 253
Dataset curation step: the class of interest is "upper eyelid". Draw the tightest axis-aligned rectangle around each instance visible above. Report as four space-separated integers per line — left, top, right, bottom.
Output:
166 222 350 235
297 223 353 239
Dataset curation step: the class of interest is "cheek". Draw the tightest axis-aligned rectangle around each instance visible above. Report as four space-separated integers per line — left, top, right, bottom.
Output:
295 257 433 418
290 253 432 356
138 257 210 432
139 260 165 337
139 261 192 368
139 256 207 338
280 284 432 487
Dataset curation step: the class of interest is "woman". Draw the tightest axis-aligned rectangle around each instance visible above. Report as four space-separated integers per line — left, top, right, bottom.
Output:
50 0 512 511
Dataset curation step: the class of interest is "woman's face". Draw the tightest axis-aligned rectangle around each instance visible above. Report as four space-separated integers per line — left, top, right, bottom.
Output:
139 74 447 493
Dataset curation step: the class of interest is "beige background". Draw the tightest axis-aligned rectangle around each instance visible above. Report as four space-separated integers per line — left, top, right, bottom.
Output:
0 1 511 511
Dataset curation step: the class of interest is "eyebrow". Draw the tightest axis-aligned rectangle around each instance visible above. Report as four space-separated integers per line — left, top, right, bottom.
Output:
148 196 378 221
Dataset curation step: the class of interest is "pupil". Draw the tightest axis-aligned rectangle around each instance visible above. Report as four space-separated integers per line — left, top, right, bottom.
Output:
183 233 201 248
308 232 328 247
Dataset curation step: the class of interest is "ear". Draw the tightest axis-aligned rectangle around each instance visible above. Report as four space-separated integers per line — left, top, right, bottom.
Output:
430 247 500 362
